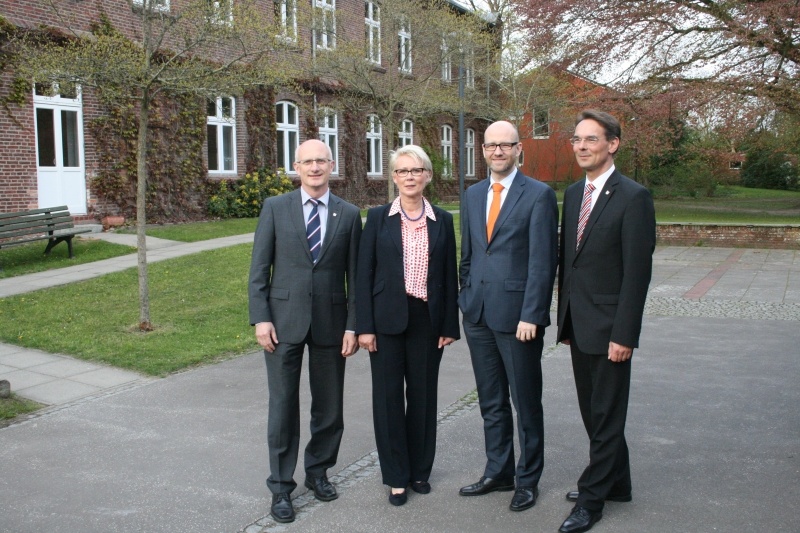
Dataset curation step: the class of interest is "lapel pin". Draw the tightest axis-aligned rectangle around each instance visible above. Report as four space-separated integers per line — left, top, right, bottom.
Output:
605 190 610 195
333 212 337 217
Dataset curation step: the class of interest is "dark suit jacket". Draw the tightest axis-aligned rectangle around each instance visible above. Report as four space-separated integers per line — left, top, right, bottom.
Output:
355 203 460 340
459 172 559 333
557 170 656 353
248 188 362 345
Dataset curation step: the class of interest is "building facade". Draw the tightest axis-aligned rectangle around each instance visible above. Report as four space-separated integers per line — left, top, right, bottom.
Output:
0 0 494 222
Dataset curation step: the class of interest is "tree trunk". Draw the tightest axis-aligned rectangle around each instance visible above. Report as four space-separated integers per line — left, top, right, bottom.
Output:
136 92 153 331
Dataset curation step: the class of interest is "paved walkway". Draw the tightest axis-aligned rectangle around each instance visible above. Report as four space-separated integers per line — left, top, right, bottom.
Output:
1 232 799 532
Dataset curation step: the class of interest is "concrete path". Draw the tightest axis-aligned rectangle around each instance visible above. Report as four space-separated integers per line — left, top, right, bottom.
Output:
1 232 799 533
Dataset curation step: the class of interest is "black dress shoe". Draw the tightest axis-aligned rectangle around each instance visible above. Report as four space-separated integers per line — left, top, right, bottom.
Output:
459 476 515 496
270 492 295 523
509 486 538 511
411 481 431 494
566 490 632 503
389 489 407 506
559 505 602 533
304 475 338 501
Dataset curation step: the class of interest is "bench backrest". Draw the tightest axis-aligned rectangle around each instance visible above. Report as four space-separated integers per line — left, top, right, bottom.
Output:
0 206 76 241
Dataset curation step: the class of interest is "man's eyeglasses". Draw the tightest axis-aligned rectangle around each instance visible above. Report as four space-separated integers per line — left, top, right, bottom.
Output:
393 168 427 177
297 158 332 166
569 136 601 146
482 142 519 152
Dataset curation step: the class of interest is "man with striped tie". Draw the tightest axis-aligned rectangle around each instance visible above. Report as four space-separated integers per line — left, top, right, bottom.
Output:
556 110 656 533
249 139 362 524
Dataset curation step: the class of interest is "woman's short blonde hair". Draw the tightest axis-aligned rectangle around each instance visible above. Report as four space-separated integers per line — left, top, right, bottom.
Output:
388 144 432 174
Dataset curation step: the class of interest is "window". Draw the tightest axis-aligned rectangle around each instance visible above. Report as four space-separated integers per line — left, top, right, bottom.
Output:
132 0 169 11
365 1 381 64
730 160 742 170
275 0 297 40
463 46 474 88
533 107 550 138
207 0 232 25
367 115 383 176
398 18 412 73
441 125 453 178
318 107 339 173
465 128 475 177
276 101 299 173
398 119 413 147
315 0 336 50
207 97 236 173
441 39 451 82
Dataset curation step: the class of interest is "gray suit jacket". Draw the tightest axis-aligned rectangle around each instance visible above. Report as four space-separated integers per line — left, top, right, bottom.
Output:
248 188 362 345
459 172 559 333
557 170 656 353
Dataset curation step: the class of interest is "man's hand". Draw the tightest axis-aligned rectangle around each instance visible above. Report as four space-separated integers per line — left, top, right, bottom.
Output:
608 341 633 362
255 322 278 353
516 321 538 342
342 332 358 357
438 337 456 349
358 333 377 353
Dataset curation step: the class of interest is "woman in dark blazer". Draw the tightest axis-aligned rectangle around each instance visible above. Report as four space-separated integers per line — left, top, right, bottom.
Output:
356 145 460 506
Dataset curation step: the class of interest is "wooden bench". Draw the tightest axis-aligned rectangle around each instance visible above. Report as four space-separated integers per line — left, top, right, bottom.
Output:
0 206 92 261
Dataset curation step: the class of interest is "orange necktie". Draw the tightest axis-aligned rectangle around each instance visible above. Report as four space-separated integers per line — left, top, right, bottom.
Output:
487 182 504 241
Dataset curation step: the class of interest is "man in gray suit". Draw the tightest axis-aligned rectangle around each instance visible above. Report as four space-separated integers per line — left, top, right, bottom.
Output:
458 121 558 512
248 139 362 523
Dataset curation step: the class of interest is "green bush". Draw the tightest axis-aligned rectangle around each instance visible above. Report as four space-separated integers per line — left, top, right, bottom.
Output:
741 148 799 190
208 168 294 218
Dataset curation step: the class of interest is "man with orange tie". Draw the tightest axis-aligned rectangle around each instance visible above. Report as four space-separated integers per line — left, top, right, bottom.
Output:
458 121 558 512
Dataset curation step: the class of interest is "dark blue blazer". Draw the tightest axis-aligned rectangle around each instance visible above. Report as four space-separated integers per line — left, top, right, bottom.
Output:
458 172 559 333
355 203 460 340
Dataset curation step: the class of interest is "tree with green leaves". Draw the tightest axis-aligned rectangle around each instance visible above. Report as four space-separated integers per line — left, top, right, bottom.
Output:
13 0 298 331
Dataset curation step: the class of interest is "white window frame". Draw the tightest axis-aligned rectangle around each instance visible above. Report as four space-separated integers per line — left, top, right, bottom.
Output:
276 100 299 174
367 114 383 176
132 0 170 12
207 96 236 174
208 0 233 25
318 107 339 174
441 39 451 82
533 107 550 138
465 127 475 177
276 0 298 41
398 18 412 74
365 1 381 64
441 125 453 178
315 0 336 50
398 119 413 147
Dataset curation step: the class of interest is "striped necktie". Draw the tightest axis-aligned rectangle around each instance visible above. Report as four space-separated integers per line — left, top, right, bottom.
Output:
306 198 321 263
576 181 595 249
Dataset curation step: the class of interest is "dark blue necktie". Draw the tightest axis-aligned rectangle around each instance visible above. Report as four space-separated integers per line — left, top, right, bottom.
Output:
306 198 321 263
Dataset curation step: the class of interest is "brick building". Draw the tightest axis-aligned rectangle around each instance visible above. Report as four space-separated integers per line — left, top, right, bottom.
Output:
0 0 495 221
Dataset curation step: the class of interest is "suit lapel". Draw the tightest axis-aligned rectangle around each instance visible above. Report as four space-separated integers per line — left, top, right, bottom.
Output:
288 189 313 262
386 205 404 257
427 207 442 257
488 175 523 246
575 171 619 257
473 179 491 247
316 193 343 264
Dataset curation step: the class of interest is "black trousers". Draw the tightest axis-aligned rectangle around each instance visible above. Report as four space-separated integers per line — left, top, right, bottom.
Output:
463 314 545 488
570 339 632 512
370 296 443 488
264 328 346 494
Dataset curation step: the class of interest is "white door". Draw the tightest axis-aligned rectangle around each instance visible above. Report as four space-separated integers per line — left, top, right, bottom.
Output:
34 85 86 214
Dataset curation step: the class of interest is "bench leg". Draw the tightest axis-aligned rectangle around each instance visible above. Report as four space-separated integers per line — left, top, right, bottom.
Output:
44 236 75 258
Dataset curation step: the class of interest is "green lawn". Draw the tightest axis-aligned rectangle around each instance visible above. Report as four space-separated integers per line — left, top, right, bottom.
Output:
0 244 256 376
0 239 136 279
652 186 800 224
0 395 42 426
130 217 259 242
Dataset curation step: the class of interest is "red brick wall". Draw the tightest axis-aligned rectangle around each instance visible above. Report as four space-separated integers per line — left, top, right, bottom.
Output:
657 224 800 249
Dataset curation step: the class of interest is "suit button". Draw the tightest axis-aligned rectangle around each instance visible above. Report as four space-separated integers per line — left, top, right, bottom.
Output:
486 251 491 255
572 266 577 270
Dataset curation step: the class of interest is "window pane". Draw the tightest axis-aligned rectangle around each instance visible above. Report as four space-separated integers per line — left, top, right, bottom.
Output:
61 110 80 167
222 97 232 119
36 108 56 167
288 131 297 168
288 104 296 124
277 132 286 169
276 103 284 123
208 99 217 117
222 125 233 170
207 124 219 170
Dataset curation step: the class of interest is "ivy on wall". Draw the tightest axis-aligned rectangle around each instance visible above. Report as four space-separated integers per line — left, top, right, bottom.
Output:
89 90 209 223
244 84 276 173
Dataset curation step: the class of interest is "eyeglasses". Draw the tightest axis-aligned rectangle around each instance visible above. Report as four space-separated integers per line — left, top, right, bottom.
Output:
297 158 332 166
482 142 519 152
393 168 427 177
569 136 602 146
